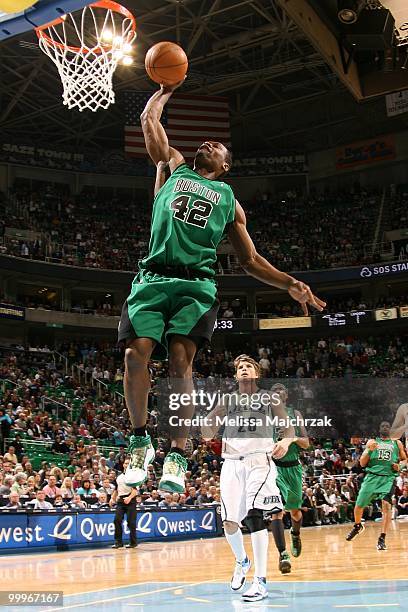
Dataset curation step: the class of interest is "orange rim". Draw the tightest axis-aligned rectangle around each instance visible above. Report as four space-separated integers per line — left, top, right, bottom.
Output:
35 0 136 55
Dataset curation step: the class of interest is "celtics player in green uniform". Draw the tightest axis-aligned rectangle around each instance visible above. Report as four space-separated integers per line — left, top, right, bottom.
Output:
118 80 326 492
346 421 407 550
271 383 309 558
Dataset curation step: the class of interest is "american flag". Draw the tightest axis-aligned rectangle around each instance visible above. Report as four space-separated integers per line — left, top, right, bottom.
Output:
124 91 231 160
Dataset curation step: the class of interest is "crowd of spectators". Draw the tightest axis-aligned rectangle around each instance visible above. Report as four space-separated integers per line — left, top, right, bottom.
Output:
384 188 408 233
2 185 151 271
0 438 223 512
1 332 408 446
0 147 150 176
13 293 122 317
243 188 378 272
1 434 407 524
2 184 406 274
0 334 407 531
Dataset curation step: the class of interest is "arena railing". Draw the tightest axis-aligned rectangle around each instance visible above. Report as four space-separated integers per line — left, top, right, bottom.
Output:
53 351 69 375
3 436 121 460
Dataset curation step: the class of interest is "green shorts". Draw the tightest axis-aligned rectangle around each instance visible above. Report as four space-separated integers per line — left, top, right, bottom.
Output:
118 270 219 359
355 472 396 508
276 463 303 510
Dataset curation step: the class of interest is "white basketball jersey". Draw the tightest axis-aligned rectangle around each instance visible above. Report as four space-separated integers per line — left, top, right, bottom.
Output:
221 389 275 459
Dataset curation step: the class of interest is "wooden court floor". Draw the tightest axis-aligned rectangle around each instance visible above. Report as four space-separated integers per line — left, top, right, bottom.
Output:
1 522 407 611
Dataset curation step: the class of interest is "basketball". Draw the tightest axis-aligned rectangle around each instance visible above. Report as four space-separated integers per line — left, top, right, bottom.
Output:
145 41 188 85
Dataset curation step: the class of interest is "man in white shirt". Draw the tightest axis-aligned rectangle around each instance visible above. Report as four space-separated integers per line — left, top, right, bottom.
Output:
29 490 53 510
158 493 173 509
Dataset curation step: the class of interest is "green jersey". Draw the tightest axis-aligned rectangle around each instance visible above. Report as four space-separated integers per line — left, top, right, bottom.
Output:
366 438 399 476
142 164 236 277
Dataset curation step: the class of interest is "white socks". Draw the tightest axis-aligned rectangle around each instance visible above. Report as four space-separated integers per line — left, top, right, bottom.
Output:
251 529 268 578
225 527 269 578
225 528 247 562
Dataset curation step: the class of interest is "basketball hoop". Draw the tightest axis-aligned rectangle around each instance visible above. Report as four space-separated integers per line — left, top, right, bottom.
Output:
35 0 136 112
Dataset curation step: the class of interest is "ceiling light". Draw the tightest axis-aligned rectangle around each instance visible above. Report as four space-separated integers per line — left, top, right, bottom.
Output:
338 0 366 25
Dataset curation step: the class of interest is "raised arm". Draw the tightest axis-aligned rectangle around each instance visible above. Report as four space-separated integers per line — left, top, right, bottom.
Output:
390 403 408 440
293 409 310 449
140 83 185 172
397 440 407 463
228 201 326 315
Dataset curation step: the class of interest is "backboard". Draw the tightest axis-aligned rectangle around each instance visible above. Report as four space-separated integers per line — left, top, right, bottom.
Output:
0 0 92 40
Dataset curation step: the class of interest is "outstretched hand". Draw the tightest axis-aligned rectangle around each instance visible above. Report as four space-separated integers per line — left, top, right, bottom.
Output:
288 280 326 316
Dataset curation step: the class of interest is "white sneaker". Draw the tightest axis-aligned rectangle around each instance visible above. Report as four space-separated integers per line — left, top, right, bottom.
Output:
158 451 188 493
124 434 155 487
230 557 251 591
242 577 268 602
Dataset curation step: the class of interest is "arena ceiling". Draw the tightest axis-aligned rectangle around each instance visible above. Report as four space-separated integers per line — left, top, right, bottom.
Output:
0 0 407 155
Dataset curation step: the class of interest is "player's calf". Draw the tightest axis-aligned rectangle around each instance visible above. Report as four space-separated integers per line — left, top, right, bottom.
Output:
266 512 291 573
290 511 303 557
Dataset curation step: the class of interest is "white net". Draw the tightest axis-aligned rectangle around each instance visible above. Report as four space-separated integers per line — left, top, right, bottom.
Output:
36 1 136 112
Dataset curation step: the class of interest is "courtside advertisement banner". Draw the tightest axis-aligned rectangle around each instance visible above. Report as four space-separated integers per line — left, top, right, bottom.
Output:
0 303 25 320
399 306 408 317
0 508 219 551
375 308 398 321
335 135 396 170
315 311 371 328
259 317 312 330
358 261 408 279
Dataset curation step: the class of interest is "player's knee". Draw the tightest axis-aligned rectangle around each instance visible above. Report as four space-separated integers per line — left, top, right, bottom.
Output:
168 353 193 378
243 509 265 533
125 346 150 371
223 520 239 535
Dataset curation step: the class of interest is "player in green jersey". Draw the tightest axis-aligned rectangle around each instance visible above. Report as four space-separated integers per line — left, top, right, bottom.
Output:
119 81 326 492
271 383 309 558
346 421 407 550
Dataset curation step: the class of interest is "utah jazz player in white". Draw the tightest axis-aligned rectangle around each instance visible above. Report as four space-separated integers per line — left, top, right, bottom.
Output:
203 355 294 602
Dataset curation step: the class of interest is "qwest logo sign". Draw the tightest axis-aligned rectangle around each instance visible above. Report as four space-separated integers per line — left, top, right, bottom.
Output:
136 509 216 539
48 515 73 540
0 509 219 550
